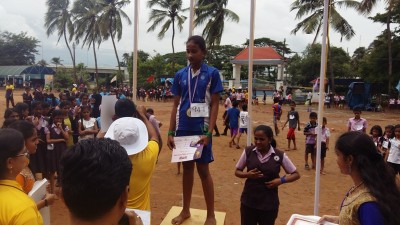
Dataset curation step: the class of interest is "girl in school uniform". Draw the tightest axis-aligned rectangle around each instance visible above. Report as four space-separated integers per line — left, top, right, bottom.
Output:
46 110 69 193
167 35 223 225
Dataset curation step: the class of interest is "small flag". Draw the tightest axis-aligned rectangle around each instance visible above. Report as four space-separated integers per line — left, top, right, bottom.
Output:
146 75 155 83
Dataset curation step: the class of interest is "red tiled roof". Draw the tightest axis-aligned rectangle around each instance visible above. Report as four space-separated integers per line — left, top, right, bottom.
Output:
233 47 282 60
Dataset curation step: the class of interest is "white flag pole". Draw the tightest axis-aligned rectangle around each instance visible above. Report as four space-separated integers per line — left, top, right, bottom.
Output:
189 0 195 37
247 0 256 146
314 0 330 216
132 0 139 103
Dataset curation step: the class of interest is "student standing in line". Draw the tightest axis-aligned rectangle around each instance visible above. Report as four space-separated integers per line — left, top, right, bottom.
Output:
167 35 223 225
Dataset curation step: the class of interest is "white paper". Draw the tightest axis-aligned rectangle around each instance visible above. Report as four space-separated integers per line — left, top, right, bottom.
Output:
190 103 209 117
28 179 50 225
126 209 151 225
382 141 389 149
171 135 204 162
100 95 118 132
287 214 338 225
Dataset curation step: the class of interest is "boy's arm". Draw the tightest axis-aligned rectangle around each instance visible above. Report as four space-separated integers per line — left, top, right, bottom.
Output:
297 113 301 131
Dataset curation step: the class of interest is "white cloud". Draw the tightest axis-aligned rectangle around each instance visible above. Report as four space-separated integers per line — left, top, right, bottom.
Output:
0 0 389 67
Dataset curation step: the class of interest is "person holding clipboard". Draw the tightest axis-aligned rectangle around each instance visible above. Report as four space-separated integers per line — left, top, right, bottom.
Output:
167 35 223 225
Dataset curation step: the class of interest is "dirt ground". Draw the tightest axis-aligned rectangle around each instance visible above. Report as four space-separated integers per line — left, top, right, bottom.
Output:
2 89 399 225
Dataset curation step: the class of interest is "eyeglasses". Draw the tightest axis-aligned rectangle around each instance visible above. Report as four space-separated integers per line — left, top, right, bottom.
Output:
14 152 29 158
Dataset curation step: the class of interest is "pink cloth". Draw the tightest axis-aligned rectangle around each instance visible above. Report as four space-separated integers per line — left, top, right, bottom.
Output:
236 146 297 174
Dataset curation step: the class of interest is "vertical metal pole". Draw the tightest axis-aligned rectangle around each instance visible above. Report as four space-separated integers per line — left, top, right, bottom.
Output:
189 0 195 37
132 0 139 103
314 0 330 216
247 0 256 146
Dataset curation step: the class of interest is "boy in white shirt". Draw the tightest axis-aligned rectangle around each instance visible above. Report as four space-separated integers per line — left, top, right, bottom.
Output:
236 104 249 149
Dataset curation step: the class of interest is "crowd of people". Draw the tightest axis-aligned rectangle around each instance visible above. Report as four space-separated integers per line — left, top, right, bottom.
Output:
1 35 400 225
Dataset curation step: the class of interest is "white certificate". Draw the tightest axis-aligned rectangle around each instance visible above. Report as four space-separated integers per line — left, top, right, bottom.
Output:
29 179 50 225
100 95 118 132
190 103 209 117
171 135 204 162
382 141 389 149
287 214 338 225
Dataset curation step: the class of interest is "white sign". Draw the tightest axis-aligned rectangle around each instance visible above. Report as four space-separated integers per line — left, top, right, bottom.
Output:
190 103 209 117
29 179 50 225
125 209 150 225
100 95 118 132
171 135 204 162
287 214 338 225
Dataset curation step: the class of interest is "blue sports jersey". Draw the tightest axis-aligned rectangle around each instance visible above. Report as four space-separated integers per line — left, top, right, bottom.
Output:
171 63 223 132
227 107 240 129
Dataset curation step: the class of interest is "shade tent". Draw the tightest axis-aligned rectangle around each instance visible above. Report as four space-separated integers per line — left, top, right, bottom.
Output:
229 47 284 89
230 47 283 65
0 65 55 80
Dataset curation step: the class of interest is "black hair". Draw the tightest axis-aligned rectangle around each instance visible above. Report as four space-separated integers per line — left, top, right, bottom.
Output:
59 101 71 109
242 104 248 111
322 117 327 124
41 102 50 109
0 129 25 178
2 118 18 128
254 125 276 148
146 108 154 114
80 93 89 100
31 101 43 110
290 101 296 106
3 108 19 119
8 120 36 140
273 97 279 103
49 110 65 128
309 112 317 118
335 132 400 225
187 35 207 52
14 102 29 118
383 125 395 138
369 125 383 136
232 100 239 108
394 124 400 135
59 138 132 220
114 99 137 118
353 106 362 112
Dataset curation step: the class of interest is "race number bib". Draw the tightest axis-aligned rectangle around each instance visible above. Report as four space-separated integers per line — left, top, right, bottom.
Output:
190 103 209 117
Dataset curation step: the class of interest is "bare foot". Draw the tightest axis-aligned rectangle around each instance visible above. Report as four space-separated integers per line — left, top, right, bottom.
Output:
285 148 290 151
204 216 216 225
171 211 191 225
292 147 297 150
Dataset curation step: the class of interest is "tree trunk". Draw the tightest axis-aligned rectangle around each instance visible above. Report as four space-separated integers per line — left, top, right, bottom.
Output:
386 0 393 94
110 25 121 87
171 18 176 74
93 40 99 89
63 28 77 83
312 22 322 45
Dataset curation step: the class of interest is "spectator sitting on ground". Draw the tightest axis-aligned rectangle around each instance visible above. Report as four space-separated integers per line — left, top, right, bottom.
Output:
59 138 143 225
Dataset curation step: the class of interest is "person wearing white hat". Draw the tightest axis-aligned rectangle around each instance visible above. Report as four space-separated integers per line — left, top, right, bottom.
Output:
105 104 160 211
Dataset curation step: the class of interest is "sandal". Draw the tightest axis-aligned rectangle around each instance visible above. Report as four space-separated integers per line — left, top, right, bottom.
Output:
236 145 241 149
305 164 310 170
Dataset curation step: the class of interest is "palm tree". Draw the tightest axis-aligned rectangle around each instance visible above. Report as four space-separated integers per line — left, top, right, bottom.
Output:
290 0 360 92
195 0 239 50
98 0 131 86
72 0 103 88
44 0 77 83
51 57 63 73
147 0 186 73
359 0 394 93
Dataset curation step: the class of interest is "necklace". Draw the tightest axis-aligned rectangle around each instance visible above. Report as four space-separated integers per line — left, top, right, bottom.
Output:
347 181 364 196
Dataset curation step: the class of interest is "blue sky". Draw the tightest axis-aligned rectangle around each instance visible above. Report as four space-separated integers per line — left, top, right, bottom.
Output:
0 0 388 68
